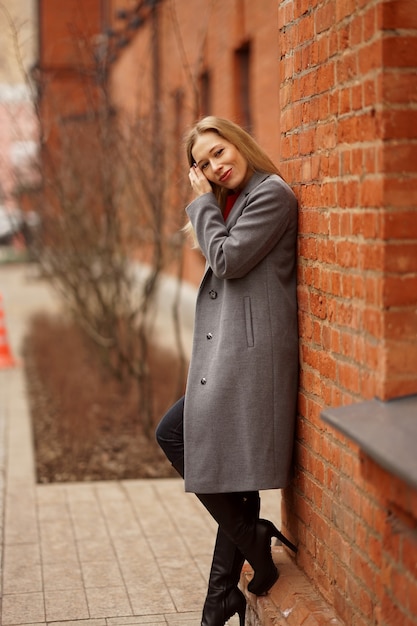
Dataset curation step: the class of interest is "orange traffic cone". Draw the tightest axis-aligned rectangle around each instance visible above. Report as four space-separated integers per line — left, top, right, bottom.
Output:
0 293 17 369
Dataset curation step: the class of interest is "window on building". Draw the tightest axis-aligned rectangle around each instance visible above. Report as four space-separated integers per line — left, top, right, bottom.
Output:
173 87 185 149
234 42 252 132
199 70 211 117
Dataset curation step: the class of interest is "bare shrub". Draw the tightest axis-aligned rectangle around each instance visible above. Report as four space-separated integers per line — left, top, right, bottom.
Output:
24 312 183 482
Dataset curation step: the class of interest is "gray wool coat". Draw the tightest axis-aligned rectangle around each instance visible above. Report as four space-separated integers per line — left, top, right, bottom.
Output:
183 171 298 494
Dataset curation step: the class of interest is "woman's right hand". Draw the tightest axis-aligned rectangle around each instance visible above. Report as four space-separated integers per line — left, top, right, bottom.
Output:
188 164 212 198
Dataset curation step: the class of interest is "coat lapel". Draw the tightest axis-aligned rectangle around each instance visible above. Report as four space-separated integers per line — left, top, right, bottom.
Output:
225 171 270 228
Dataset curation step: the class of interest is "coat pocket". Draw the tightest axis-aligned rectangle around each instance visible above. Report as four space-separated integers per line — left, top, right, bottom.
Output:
244 296 254 347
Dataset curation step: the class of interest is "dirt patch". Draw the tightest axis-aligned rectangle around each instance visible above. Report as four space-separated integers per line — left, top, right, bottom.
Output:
23 313 185 483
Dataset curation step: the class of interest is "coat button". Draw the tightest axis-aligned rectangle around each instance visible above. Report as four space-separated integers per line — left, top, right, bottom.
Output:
206 332 213 340
209 290 217 299
200 377 207 385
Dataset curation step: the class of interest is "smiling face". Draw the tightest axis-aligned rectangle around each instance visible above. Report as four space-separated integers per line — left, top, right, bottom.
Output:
192 131 252 192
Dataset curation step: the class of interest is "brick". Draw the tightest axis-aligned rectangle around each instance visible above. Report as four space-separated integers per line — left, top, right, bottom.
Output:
321 324 340 352
385 338 417 372
336 300 359 330
336 0 357 23
359 241 384 271
384 178 417 208
315 2 336 34
339 86 351 115
385 242 417 272
337 51 358 84
360 178 384 208
349 14 364 48
298 13 315 42
315 120 337 150
338 361 360 394
382 0 417 29
337 179 359 208
299 128 315 155
383 70 417 104
382 209 417 238
383 36 417 68
351 83 362 110
384 110 417 140
385 144 417 174
363 77 378 107
384 309 417 341
352 209 381 237
309 292 327 320
316 238 336 264
338 211 351 237
317 62 336 94
358 40 383 74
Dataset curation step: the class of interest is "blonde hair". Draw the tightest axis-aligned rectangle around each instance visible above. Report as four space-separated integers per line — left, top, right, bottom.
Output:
183 116 280 243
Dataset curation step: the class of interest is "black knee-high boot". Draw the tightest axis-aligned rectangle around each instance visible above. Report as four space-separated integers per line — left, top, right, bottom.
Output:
201 528 246 626
201 492 260 626
197 491 297 597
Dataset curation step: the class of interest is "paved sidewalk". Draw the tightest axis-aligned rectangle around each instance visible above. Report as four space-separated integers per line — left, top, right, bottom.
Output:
0 264 282 626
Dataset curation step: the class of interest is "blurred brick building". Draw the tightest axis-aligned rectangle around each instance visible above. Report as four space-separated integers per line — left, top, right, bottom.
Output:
36 1 417 625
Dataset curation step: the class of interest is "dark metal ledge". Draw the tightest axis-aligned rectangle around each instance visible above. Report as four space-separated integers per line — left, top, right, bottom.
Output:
321 394 417 490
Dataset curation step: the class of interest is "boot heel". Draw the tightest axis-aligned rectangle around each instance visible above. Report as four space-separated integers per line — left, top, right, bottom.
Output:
238 602 246 626
246 519 297 596
236 590 246 626
265 520 298 553
225 587 246 625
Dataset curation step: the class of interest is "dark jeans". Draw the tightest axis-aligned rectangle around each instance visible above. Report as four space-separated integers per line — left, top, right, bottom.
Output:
155 396 185 476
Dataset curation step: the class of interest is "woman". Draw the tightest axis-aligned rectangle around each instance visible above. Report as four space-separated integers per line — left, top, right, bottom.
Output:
156 116 298 626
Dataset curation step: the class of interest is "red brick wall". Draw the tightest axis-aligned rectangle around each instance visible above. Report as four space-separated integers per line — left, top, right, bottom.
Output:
280 1 417 624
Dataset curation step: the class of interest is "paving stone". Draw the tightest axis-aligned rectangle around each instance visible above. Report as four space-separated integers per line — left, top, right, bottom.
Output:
77 536 116 562
2 592 45 624
85 585 133 617
3 561 43 594
82 559 125 588
124 563 176 615
101 501 144 538
42 561 84 591
39 519 79 563
44 588 89 622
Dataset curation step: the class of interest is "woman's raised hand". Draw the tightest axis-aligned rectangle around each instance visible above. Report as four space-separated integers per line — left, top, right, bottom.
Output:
188 164 212 197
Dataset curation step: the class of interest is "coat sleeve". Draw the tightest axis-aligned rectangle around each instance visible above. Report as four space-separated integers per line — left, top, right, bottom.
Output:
186 176 296 279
